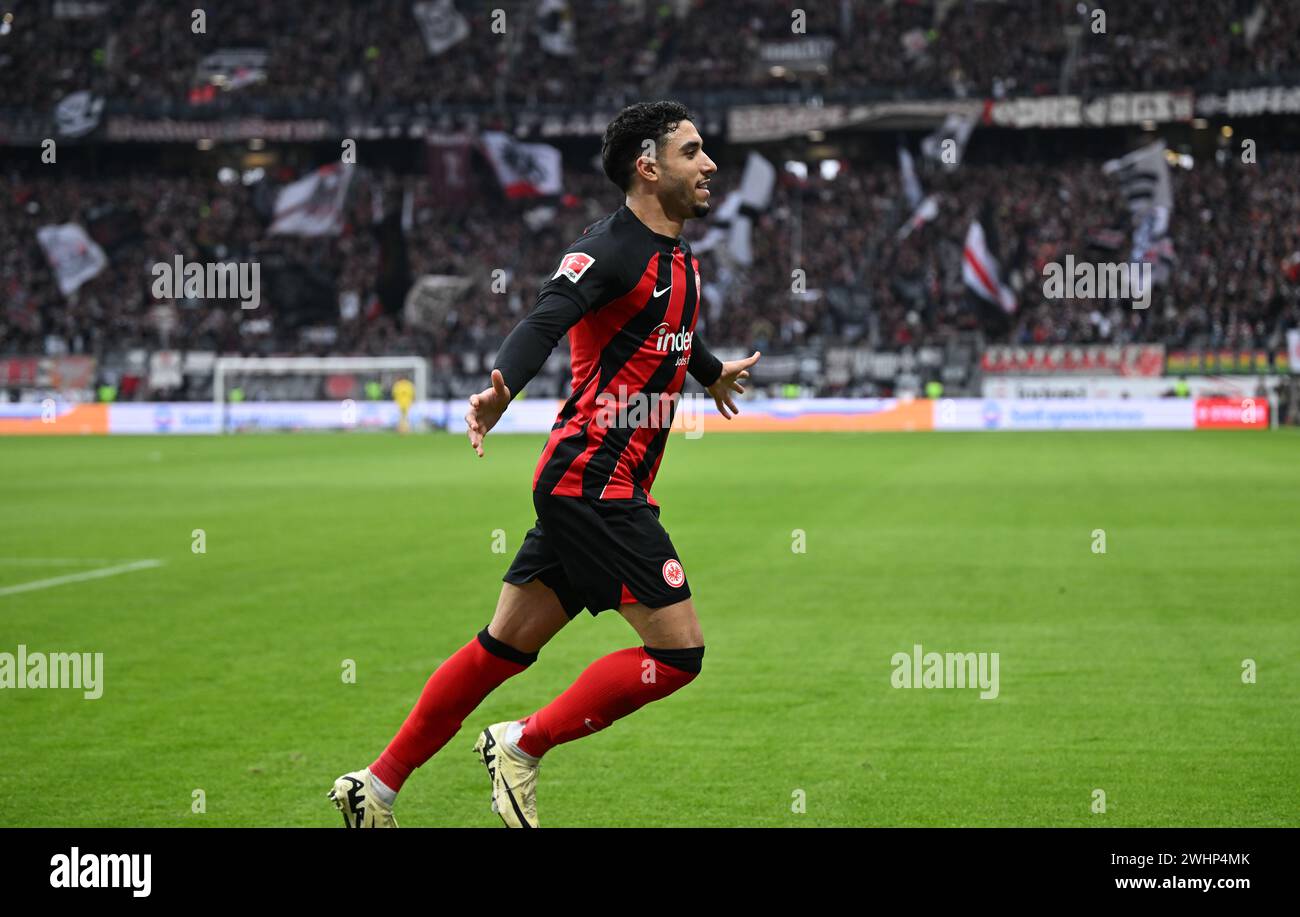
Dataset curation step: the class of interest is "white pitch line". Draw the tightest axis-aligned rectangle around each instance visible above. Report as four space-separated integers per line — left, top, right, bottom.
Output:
0 559 165 597
0 558 146 566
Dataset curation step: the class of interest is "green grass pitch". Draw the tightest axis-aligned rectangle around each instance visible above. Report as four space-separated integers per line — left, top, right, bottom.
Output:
1 429 1297 827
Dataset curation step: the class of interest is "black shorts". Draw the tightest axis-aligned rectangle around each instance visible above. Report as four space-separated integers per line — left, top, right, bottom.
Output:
503 491 691 618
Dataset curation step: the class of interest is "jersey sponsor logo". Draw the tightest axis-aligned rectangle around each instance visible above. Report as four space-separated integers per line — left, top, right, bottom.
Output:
662 558 685 588
652 321 693 354
553 252 595 283
653 284 671 298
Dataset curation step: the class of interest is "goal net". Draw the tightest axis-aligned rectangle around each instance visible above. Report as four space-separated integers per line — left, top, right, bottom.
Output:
211 356 430 433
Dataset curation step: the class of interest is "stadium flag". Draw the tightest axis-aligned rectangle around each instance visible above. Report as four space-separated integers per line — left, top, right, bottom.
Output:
693 152 774 266
480 132 563 199
900 27 929 59
963 219 1017 314
426 133 474 210
920 113 976 172
401 187 414 233
738 150 777 210
404 275 474 330
36 223 108 296
1103 142 1172 213
730 150 775 264
898 144 923 208
897 194 939 241
523 205 557 231
53 90 104 138
1243 1 1267 46
1103 141 1175 288
412 0 469 56
194 49 268 92
537 0 576 56
269 163 355 236
725 196 754 265
691 196 730 258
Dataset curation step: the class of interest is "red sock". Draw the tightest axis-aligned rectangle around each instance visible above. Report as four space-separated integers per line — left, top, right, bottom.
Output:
370 629 533 792
515 646 700 759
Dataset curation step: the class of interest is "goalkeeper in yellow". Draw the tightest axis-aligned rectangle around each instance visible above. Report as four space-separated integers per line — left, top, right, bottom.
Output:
392 378 415 433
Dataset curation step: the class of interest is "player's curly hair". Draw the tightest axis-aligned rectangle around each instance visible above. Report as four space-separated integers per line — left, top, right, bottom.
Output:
601 100 695 192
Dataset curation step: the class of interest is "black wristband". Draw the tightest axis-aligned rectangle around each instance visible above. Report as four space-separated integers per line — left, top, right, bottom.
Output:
688 338 723 388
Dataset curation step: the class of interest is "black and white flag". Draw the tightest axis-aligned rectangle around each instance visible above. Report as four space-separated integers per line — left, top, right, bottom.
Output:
412 0 470 56
921 113 976 172
898 144 923 209
537 0 576 56
1103 141 1175 287
269 163 355 236
480 132 563 198
53 90 104 137
692 151 774 266
37 223 109 296
897 195 939 241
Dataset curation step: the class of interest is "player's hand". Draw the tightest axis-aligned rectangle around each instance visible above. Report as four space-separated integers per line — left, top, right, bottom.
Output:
705 351 760 420
465 369 511 457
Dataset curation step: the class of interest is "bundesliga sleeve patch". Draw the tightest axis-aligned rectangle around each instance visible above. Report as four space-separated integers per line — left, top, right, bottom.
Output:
553 252 596 284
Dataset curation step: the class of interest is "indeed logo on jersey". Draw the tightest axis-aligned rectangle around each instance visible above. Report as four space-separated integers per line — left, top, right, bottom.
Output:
553 252 595 283
652 322 693 354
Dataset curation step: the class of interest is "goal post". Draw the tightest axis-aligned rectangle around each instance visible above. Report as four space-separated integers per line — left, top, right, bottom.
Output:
212 355 429 433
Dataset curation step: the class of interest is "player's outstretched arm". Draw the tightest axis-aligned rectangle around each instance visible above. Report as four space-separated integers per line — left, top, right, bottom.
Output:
465 290 584 456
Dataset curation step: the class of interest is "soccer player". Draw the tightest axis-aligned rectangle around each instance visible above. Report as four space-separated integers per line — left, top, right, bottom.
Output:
330 100 759 827
392 377 415 433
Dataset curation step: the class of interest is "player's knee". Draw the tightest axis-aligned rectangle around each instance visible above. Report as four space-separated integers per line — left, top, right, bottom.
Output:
644 644 705 678
478 626 540 667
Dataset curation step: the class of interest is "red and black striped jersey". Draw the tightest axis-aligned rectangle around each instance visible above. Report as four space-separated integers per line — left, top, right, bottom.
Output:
523 204 718 505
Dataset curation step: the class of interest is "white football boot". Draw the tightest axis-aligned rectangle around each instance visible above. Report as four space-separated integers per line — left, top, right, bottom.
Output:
328 768 399 828
472 722 540 828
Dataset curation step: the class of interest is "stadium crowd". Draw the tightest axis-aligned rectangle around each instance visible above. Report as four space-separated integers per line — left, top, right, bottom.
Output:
4 0 1297 115
3 148 1298 368
4 0 1299 393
